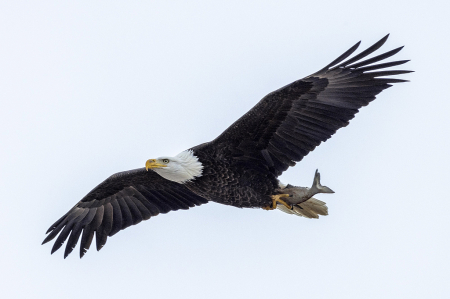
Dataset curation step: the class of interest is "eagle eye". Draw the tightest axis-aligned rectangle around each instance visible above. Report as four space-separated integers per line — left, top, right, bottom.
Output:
162 159 169 164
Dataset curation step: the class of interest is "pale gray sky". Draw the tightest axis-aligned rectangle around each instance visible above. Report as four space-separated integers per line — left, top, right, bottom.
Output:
1 1 449 298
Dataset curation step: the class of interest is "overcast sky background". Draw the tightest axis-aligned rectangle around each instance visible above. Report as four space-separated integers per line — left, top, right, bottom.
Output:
1 1 449 298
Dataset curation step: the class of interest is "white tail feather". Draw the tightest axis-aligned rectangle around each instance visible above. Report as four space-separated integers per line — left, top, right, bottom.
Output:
277 198 328 219
276 204 295 214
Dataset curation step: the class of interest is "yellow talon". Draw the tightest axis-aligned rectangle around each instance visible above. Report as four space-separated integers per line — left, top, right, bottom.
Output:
262 194 292 210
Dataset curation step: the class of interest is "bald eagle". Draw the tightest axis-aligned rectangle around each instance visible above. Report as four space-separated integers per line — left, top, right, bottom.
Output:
43 34 411 258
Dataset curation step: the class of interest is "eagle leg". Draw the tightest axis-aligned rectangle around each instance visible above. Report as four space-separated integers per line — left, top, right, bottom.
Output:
262 194 292 210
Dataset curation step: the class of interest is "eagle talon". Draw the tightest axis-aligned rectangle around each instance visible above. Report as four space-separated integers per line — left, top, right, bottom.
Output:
262 194 292 210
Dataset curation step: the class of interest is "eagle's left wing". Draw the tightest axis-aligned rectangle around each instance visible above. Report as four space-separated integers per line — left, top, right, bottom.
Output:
212 34 411 176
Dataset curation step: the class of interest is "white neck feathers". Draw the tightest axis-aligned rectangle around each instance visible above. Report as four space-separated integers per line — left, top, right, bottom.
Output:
153 150 203 184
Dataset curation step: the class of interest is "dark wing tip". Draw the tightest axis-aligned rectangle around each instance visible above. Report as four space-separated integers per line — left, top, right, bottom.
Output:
379 33 390 45
80 247 87 258
357 60 411 72
312 40 361 75
50 244 60 255
332 34 392 70
313 34 394 76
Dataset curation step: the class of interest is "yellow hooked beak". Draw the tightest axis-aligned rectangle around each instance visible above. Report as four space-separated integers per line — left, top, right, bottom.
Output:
145 159 167 171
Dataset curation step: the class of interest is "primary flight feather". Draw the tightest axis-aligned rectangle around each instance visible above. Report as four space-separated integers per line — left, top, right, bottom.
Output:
42 34 411 258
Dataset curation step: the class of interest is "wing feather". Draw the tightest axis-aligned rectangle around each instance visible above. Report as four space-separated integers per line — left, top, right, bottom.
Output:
80 227 94 258
332 34 390 69
43 168 208 258
212 35 410 176
132 189 161 217
117 196 134 229
123 195 143 225
109 197 123 236
357 60 409 72
51 208 86 254
95 202 113 251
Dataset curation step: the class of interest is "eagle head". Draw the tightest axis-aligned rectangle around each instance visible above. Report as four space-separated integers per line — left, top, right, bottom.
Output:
145 150 203 183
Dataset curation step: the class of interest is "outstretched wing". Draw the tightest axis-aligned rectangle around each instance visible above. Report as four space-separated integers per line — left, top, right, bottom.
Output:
42 168 208 258
212 34 411 176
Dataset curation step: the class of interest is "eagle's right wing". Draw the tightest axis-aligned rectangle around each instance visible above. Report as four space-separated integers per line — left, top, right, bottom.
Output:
42 168 208 258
